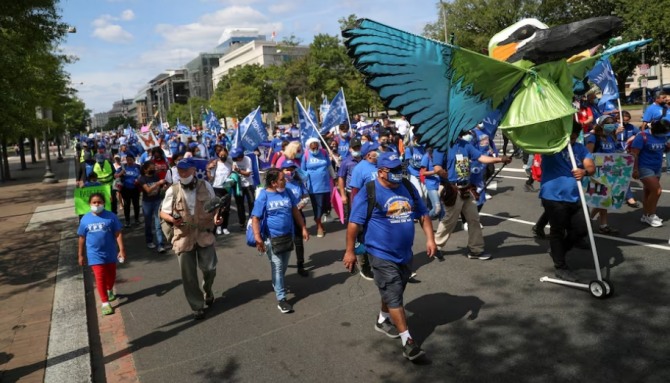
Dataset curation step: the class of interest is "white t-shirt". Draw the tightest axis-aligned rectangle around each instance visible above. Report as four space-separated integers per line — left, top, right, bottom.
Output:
212 160 233 188
118 136 128 146
161 181 215 216
395 119 410 136
165 165 180 185
234 156 254 187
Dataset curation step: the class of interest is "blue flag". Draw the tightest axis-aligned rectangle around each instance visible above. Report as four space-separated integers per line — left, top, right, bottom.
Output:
481 110 502 138
320 89 349 134
207 109 222 135
176 119 191 136
236 107 267 151
587 58 619 108
297 99 319 147
191 158 210 180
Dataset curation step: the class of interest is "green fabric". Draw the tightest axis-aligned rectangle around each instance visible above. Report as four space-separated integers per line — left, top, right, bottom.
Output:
451 47 528 108
226 172 242 197
499 75 574 154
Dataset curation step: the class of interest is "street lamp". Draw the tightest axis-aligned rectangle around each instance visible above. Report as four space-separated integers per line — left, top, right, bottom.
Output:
36 107 58 184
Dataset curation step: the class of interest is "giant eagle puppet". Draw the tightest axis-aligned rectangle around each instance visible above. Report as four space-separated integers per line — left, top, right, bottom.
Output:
342 17 650 153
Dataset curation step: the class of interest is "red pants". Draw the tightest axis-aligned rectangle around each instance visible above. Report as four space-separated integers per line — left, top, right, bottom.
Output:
91 263 117 303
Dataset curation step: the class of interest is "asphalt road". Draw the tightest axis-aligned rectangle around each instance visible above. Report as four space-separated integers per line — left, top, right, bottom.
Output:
106 164 670 383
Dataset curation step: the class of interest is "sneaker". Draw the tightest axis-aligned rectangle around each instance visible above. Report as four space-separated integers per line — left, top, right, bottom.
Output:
193 309 205 320
360 266 374 281
467 251 492 260
375 318 400 338
641 214 663 228
101 303 114 316
554 268 579 282
204 294 214 307
124 223 131 228
157 246 166 253
435 250 445 261
216 227 223 235
134 220 141 227
598 225 619 236
277 299 293 313
107 290 116 302
297 263 308 277
463 223 468 232
222 228 230 235
532 225 546 239
147 243 156 249
317 230 325 238
649 214 663 223
524 183 535 192
321 215 329 223
485 193 492 200
402 338 425 361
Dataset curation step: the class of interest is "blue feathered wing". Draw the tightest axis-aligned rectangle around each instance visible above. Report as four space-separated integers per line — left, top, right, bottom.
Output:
342 19 528 151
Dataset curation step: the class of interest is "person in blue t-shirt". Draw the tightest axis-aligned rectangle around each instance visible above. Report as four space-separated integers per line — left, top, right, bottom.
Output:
337 138 362 221
282 162 310 277
347 141 380 280
585 116 620 235
404 135 427 204
301 137 333 237
631 119 670 227
640 92 668 131
344 152 436 361
77 192 126 316
420 148 442 219
431 131 511 260
115 154 141 225
540 121 596 282
251 168 309 314
333 124 352 159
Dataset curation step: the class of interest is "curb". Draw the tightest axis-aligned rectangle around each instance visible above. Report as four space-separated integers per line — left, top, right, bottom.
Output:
44 160 93 383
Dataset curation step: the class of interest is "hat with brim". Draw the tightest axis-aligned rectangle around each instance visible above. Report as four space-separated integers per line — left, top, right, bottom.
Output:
377 152 402 169
176 157 195 169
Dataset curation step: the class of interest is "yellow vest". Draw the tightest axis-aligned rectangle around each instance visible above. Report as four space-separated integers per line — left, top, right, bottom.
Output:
93 161 113 184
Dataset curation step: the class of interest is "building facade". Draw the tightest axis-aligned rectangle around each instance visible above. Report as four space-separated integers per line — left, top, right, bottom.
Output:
146 69 190 120
185 53 223 101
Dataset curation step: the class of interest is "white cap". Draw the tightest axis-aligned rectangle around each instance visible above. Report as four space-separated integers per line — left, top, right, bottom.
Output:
305 137 320 147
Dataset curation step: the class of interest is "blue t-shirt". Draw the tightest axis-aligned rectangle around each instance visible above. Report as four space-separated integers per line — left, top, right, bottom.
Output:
286 178 307 201
419 153 440 190
169 140 179 156
631 132 668 172
116 163 141 189
77 210 122 266
585 134 617 154
349 160 378 190
301 149 331 194
270 138 284 154
405 145 426 177
338 155 361 190
432 140 483 183
642 104 668 123
618 123 639 151
251 189 298 238
349 179 428 264
334 136 351 159
539 143 593 203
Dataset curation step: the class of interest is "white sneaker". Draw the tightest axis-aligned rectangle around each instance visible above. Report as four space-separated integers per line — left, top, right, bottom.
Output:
463 223 468 231
222 228 230 235
216 227 223 235
157 246 166 253
322 215 329 223
641 215 663 228
147 243 156 249
485 193 492 200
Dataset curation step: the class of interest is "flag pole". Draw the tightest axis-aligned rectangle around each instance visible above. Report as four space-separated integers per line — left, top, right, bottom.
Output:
296 97 337 160
340 87 353 130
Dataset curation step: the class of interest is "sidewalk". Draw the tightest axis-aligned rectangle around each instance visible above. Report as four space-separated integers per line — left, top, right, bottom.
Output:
0 156 77 383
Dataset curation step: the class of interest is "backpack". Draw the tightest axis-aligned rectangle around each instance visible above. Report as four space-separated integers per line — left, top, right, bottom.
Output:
160 184 180 243
245 190 270 247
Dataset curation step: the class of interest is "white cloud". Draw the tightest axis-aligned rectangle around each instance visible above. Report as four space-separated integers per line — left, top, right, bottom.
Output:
120 9 135 21
93 25 133 43
91 10 134 43
269 2 297 14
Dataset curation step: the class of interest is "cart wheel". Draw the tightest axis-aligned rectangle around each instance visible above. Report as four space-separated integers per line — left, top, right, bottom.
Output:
589 281 607 299
601 280 613 297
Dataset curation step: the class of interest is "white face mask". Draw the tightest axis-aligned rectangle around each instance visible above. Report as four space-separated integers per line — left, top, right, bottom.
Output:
180 175 194 184
462 134 474 143
90 204 104 214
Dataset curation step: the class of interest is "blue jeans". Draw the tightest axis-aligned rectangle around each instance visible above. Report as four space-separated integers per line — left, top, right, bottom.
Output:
143 199 163 246
427 189 443 219
266 240 291 301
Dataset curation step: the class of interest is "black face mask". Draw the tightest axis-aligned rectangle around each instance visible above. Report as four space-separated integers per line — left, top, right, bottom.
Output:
220 156 227 162
146 171 155 176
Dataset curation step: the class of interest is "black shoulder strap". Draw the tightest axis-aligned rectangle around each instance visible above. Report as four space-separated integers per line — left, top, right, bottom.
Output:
401 177 418 210
365 180 377 224
662 106 668 118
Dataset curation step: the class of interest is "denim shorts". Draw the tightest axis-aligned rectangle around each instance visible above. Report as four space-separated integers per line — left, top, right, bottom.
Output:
639 167 661 180
369 254 411 308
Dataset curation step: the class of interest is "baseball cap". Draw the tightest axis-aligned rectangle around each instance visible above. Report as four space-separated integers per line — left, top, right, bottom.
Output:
281 161 298 169
376 152 402 169
97 143 106 149
360 142 379 157
230 147 244 158
350 138 362 149
176 157 195 169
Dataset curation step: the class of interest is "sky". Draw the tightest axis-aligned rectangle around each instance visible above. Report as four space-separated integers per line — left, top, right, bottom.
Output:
59 0 439 115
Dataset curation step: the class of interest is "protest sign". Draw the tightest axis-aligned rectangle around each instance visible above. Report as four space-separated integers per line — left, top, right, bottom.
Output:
75 185 112 215
581 153 633 210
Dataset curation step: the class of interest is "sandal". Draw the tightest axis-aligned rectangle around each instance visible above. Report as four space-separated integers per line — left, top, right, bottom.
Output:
101 304 114 315
598 225 619 236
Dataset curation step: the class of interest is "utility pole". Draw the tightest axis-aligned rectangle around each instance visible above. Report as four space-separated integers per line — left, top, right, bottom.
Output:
641 45 647 112
660 38 665 88
441 1 448 43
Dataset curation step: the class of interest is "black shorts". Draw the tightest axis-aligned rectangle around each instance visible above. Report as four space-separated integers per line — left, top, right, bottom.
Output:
369 254 411 308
